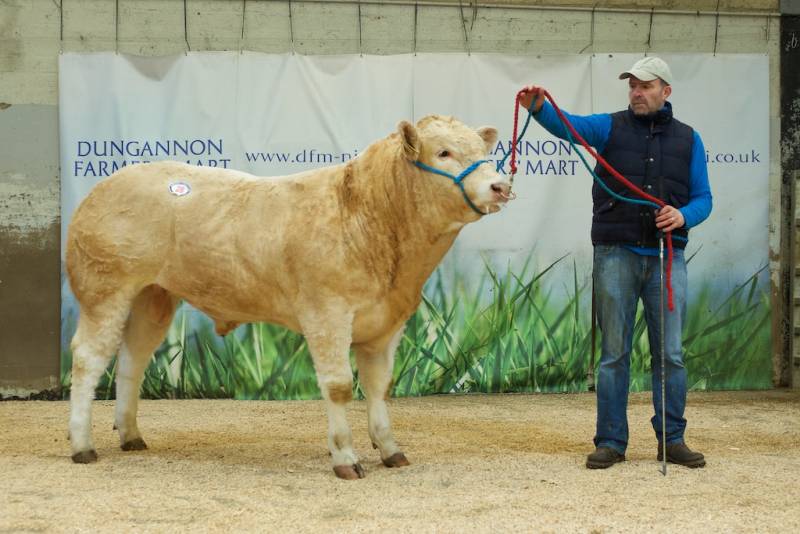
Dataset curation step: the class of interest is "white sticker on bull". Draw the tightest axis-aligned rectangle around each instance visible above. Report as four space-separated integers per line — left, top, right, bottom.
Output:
64 115 512 478
168 181 191 196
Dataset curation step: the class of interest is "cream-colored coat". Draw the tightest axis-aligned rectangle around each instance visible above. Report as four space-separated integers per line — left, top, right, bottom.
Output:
66 115 512 479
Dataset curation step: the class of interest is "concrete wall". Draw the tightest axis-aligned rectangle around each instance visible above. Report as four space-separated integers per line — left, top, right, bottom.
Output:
0 0 782 395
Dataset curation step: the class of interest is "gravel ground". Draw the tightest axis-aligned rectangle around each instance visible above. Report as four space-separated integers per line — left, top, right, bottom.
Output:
1 390 799 533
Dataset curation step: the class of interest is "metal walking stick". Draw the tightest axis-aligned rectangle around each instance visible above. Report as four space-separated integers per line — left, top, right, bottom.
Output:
659 231 667 476
588 281 596 392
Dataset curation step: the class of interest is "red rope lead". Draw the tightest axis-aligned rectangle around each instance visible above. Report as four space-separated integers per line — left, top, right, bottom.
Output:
509 89 527 176
510 89 675 311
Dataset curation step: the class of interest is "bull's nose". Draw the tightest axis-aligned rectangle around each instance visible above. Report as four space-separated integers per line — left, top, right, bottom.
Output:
491 182 513 199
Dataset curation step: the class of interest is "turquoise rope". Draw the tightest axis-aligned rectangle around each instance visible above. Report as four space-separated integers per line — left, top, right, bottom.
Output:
560 122 688 242
561 121 660 210
413 159 489 215
495 111 534 174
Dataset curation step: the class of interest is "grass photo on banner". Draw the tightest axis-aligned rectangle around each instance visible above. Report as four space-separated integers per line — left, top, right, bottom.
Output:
60 252 772 400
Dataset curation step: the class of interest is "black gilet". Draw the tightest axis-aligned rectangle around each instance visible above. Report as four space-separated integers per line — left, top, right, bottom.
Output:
591 102 693 249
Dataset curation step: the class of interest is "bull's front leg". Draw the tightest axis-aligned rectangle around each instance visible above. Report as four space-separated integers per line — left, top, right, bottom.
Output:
301 308 363 480
354 327 409 468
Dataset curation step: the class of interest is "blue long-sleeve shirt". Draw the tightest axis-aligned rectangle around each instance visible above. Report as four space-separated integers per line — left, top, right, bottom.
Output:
533 101 713 254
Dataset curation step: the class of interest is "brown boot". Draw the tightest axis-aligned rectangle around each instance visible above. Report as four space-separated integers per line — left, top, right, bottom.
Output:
586 447 625 469
657 442 706 468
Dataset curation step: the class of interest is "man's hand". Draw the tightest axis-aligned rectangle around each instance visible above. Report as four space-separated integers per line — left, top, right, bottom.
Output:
519 85 546 113
655 206 685 233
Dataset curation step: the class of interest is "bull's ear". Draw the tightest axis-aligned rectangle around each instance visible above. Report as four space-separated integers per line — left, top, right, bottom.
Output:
398 120 420 160
476 126 498 154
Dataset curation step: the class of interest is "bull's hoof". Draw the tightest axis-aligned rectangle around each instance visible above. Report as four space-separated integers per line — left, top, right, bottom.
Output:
121 438 148 451
382 452 410 468
71 449 98 464
333 463 366 480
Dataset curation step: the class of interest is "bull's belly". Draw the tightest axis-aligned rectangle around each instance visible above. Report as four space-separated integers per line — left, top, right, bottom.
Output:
158 265 419 345
178 294 409 344
191 300 302 333
179 294 404 343
158 277 302 334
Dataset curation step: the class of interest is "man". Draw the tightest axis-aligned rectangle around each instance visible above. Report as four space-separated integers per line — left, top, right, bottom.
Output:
520 57 712 469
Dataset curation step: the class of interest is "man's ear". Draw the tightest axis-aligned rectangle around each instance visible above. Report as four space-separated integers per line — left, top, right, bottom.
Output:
398 120 420 160
663 84 672 99
476 126 498 154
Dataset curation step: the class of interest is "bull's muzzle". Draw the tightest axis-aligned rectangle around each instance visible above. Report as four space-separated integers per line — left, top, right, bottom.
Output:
491 182 516 202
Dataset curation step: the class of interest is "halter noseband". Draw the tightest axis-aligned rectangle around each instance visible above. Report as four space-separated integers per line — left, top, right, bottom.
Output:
412 159 490 215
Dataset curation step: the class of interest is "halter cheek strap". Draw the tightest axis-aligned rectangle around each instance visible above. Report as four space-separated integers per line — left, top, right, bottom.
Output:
413 159 490 215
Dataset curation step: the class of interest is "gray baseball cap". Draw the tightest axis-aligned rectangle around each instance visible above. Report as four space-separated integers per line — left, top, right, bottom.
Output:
619 57 673 85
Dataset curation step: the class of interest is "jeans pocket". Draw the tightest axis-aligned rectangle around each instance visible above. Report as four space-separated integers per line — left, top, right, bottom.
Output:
593 244 617 259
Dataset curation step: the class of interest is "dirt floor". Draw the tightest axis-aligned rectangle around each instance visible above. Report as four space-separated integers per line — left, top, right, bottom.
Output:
1 390 799 532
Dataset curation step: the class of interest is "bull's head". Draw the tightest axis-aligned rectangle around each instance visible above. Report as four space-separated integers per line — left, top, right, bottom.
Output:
399 115 513 220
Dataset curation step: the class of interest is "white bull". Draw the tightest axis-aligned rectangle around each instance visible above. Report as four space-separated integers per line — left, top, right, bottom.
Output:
66 115 513 479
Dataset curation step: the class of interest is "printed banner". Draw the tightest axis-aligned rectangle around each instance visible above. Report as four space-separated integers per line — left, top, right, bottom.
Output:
59 52 772 398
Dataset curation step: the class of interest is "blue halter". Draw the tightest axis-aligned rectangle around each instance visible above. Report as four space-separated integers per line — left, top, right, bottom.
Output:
413 159 490 215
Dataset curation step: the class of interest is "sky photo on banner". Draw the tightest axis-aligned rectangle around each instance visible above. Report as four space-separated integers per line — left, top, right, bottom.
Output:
59 52 772 399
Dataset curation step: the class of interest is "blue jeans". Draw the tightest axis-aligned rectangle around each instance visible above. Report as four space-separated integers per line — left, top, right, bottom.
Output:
593 244 688 454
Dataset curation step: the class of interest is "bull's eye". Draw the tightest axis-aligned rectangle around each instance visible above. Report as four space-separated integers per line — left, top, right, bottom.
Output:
437 150 450 158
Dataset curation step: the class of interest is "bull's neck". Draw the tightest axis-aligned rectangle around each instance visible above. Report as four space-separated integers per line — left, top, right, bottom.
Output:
339 143 468 292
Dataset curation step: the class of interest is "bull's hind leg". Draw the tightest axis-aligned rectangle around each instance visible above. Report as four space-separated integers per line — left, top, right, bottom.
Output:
115 285 179 451
69 292 134 463
302 309 363 479
355 327 409 468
